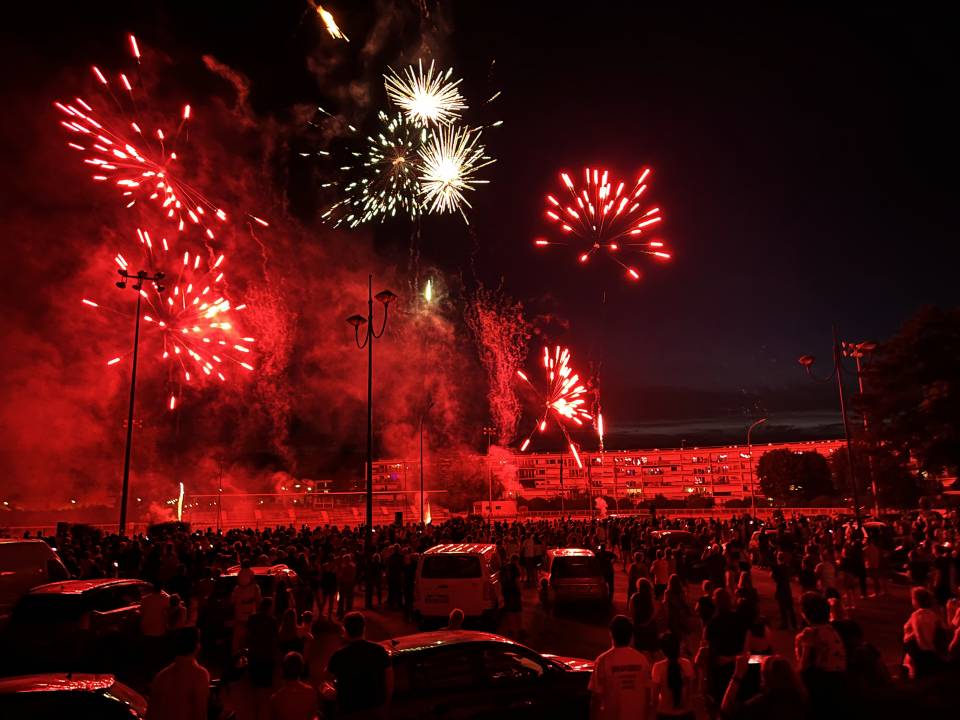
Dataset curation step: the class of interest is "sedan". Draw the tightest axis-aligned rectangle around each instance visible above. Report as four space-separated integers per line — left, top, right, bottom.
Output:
379 630 593 719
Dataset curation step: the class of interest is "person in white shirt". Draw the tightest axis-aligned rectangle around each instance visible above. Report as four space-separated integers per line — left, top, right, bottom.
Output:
815 551 837 592
903 586 946 679
147 627 210 720
651 631 696 720
141 580 171 638
140 580 171 677
589 614 652 720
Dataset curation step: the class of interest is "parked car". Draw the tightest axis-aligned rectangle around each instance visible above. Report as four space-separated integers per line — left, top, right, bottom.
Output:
649 529 696 547
537 548 608 606
0 539 70 621
414 544 502 624
375 631 593 719
0 673 147 719
3 579 151 676
202 564 304 647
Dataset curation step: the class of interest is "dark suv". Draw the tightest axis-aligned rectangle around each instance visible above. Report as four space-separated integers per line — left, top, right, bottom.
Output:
3 579 151 675
377 631 593 719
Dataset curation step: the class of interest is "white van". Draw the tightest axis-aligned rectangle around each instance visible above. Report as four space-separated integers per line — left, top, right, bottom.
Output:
0 539 70 619
414 543 501 623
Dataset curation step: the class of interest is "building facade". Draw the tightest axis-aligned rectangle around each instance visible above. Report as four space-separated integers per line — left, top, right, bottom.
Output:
372 438 846 504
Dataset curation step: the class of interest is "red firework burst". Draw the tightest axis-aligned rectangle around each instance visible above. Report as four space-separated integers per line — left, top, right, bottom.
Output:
535 166 670 281
83 228 255 411
516 345 593 468
54 34 269 240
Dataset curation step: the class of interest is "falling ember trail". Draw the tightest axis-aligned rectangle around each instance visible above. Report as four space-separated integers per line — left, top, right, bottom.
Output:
315 3 349 41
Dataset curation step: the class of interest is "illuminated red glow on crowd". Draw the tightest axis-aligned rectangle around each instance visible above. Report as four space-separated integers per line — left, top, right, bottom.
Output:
536 166 670 281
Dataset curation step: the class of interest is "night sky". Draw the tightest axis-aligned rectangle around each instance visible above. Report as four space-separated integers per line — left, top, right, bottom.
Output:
2 2 958 455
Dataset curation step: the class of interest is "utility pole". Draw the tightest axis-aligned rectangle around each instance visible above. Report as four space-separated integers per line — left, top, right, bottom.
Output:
747 418 767 515
799 326 863 527
116 268 165 535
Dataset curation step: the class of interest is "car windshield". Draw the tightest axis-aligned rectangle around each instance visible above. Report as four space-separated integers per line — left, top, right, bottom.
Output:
421 555 482 579
14 593 87 622
553 556 601 578
0 543 51 571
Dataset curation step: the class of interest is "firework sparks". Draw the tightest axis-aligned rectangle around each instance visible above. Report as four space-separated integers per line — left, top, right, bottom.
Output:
84 229 255 410
536 166 670 281
465 286 528 445
516 345 592 467
322 111 425 227
385 59 467 127
418 124 493 220
54 35 266 240
315 3 348 41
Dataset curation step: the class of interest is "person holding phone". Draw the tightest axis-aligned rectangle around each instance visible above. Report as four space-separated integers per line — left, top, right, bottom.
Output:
720 654 807 720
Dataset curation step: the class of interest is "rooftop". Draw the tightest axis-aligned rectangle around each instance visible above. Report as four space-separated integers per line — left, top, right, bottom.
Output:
548 548 596 557
423 543 497 555
382 630 518 654
0 674 115 694
28 579 147 595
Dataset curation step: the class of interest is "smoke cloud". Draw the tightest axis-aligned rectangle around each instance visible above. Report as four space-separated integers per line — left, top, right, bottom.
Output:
0 3 507 516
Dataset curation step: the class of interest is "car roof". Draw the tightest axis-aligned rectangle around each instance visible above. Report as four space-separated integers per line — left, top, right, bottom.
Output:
547 548 596 558
382 630 519 655
223 564 294 577
0 538 51 545
28 579 148 595
0 673 115 694
423 544 497 556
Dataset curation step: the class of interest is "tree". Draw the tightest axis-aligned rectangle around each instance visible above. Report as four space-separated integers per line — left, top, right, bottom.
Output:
858 306 960 478
757 449 834 504
829 439 936 508
441 456 504 513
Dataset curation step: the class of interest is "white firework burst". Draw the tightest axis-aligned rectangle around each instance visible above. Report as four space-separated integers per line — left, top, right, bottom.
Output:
417 124 494 220
384 59 467 127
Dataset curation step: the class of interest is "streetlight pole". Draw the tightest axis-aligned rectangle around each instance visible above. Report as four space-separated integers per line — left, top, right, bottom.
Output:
116 269 165 536
799 325 863 527
216 459 223 533
347 276 396 607
843 341 879 516
746 417 767 515
482 426 496 525
419 398 434 527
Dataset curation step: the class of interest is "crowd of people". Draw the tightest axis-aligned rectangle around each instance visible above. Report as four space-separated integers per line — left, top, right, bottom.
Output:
28 506 960 718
